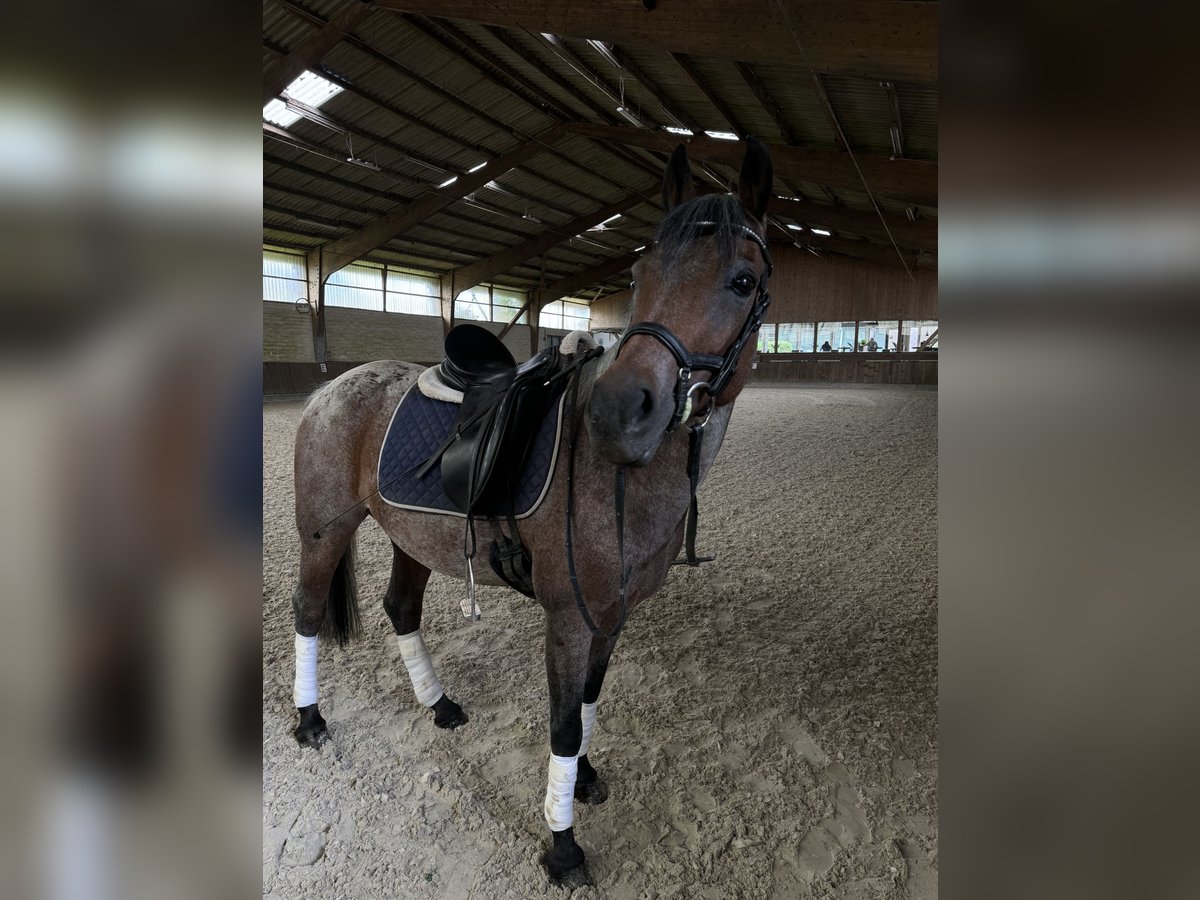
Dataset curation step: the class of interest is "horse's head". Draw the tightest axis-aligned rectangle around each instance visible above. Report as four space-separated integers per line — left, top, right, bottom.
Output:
587 139 774 466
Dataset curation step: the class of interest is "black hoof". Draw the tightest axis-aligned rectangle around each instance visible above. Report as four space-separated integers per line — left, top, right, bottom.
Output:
293 704 327 747
432 695 468 730
574 755 609 805
575 778 609 805
542 828 590 886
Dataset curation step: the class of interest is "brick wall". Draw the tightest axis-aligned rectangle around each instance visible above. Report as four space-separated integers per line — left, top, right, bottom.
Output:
263 301 575 367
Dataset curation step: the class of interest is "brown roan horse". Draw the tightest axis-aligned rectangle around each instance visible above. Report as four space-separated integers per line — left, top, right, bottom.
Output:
290 139 774 884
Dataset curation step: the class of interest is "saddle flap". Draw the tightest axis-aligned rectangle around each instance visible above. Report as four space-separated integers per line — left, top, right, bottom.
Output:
441 348 564 515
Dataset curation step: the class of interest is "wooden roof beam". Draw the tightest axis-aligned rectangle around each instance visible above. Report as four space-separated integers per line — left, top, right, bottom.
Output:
262 133 570 245
771 197 936 250
537 253 637 304
372 1 938 84
670 52 748 138
564 124 937 208
397 15 664 207
479 25 666 181
770 230 932 271
881 80 906 159
316 124 566 277
607 45 703 134
263 0 376 104
734 61 797 146
450 192 651 292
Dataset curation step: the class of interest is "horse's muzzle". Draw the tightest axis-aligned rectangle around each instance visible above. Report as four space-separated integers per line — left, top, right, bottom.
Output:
586 368 673 466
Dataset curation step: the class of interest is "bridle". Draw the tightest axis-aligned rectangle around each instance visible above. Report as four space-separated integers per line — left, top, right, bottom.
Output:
563 220 774 640
616 221 774 431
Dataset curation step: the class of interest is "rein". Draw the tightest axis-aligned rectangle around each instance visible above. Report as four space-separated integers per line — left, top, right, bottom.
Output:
565 221 773 639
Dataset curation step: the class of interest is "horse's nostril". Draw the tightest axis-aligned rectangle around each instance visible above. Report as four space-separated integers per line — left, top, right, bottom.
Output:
640 390 653 417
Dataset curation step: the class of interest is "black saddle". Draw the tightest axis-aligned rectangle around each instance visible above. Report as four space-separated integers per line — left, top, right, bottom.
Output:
421 324 566 517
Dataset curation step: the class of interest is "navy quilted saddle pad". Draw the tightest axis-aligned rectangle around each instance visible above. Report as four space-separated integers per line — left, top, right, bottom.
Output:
377 385 566 517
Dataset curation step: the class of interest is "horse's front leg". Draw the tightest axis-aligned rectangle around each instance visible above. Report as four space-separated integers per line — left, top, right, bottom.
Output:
540 605 596 883
574 633 618 805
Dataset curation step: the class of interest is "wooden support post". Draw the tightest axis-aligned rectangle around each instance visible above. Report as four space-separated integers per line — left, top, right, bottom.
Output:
304 250 327 370
438 273 456 337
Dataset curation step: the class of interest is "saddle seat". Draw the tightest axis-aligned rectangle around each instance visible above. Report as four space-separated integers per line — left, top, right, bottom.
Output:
426 324 567 517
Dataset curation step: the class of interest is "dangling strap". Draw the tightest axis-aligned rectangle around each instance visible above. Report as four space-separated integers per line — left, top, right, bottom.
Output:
672 421 716 566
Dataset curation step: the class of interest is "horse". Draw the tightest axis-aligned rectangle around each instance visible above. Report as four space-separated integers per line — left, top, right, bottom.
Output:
288 138 774 884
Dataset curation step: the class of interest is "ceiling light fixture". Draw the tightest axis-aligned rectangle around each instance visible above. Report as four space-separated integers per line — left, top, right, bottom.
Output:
811 228 831 236
467 161 487 173
263 70 344 128
786 223 804 231
664 126 694 136
616 106 645 127
438 176 459 188
587 39 622 69
345 157 380 171
704 130 739 141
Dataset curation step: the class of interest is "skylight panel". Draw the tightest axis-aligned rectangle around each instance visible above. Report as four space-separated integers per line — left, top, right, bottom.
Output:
263 70 343 128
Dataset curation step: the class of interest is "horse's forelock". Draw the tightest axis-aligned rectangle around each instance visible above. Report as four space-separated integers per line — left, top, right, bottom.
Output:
653 193 748 277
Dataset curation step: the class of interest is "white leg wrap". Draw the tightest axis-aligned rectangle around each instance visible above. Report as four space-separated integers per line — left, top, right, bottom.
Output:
578 702 597 757
293 633 319 707
544 753 578 832
397 630 444 707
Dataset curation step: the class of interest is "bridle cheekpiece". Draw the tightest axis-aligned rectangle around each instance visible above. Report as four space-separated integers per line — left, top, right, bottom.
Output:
616 221 774 431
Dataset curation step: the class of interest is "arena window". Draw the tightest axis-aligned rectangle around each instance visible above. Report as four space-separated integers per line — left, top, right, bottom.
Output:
817 321 858 352
904 320 938 351
539 299 591 331
263 249 443 318
776 322 816 353
385 269 439 316
326 261 385 311
857 320 900 351
262 248 306 303
453 284 532 324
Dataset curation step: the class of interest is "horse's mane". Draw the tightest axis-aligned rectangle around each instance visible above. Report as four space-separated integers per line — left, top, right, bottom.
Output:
654 193 748 278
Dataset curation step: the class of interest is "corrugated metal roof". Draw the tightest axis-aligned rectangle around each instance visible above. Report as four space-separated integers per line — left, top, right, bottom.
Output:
263 1 937 292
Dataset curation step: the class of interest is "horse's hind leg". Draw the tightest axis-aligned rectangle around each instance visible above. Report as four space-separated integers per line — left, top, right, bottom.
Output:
382 542 468 729
291 518 364 747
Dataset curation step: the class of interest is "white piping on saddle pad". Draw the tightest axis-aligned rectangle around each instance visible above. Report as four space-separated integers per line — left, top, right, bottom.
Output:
560 330 598 356
397 630 445 707
578 702 597 757
544 753 578 831
417 366 464 404
293 633 318 707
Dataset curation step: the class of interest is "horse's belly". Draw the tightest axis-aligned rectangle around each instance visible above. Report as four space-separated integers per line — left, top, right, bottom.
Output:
370 503 510 587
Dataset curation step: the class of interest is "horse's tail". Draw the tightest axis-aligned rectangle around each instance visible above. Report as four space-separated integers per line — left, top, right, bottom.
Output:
319 536 362 648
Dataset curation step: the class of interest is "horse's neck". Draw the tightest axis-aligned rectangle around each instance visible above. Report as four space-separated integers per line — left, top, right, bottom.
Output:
575 394 734 497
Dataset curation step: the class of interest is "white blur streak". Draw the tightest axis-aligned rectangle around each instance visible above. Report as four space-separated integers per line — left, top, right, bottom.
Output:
940 208 1200 284
0 79 262 900
0 90 85 199
46 778 116 900
0 85 259 218
108 116 259 216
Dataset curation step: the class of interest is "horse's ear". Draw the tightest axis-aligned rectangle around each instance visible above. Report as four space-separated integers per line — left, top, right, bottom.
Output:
737 137 774 223
662 143 695 211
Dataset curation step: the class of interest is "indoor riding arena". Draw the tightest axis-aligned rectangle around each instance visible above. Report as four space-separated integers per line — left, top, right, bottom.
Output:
262 3 938 898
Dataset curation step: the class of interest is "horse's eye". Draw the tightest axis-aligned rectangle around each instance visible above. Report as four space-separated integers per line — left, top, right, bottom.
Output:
731 272 757 296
